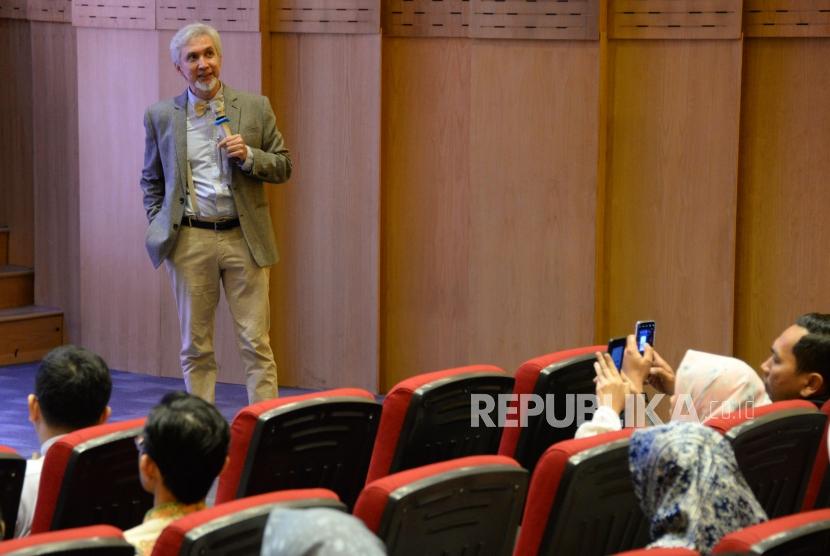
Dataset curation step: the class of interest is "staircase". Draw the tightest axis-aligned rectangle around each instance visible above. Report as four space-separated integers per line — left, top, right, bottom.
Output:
0 226 64 365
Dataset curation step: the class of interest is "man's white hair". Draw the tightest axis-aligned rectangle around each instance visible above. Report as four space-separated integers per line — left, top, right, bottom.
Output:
169 23 223 65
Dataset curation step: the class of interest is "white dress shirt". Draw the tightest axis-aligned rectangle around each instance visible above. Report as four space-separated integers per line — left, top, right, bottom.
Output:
185 86 251 219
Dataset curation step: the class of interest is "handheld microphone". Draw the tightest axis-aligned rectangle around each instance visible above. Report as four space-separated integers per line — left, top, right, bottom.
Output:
210 99 233 139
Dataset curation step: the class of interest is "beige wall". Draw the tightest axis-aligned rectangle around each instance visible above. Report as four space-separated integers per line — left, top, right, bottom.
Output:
0 19 34 268
268 33 381 391
734 38 830 368
603 40 743 367
31 21 81 342
381 38 599 388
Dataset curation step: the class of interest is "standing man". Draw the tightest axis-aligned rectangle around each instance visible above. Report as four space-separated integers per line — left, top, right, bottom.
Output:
140 23 292 403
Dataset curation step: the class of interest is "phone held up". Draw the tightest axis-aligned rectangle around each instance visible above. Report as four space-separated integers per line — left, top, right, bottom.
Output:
606 320 656 371
607 336 626 370
635 320 656 354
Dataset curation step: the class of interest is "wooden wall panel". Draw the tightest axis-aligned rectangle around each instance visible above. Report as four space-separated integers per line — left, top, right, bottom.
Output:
269 33 380 391
382 0 469 38
31 21 81 342
609 0 742 39
381 38 472 389
468 41 599 370
72 0 155 29
744 0 830 37
269 0 379 34
76 28 164 374
603 40 742 367
734 38 830 368
381 39 598 389
0 19 34 267
472 0 599 40
156 0 260 32
0 0 27 19
28 0 73 22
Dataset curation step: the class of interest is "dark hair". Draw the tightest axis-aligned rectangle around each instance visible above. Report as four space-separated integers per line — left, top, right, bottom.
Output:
35 345 112 429
794 313 830 394
142 392 229 504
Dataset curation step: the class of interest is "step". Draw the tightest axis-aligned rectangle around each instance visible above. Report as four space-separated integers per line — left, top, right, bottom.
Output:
0 305 64 365
0 265 34 309
0 226 7 265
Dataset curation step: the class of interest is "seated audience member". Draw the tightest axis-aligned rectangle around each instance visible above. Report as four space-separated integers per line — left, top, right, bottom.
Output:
125 392 229 556
630 421 767 554
760 312 830 406
16 345 112 537
577 347 771 437
261 507 386 556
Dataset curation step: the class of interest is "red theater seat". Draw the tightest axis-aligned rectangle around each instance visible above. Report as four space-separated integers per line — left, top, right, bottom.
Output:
30 418 152 533
613 549 700 555
354 455 527 556
215 388 380 509
513 429 650 556
152 489 344 556
706 400 826 518
802 399 830 510
0 524 134 555
364 365 514 484
498 345 605 471
0 445 25 540
713 508 830 554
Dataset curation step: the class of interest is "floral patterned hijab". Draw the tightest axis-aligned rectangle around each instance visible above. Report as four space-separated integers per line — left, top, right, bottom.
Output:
629 422 767 554
261 508 386 556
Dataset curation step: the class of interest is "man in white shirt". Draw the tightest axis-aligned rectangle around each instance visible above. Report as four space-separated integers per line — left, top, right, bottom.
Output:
15 345 112 536
140 23 292 404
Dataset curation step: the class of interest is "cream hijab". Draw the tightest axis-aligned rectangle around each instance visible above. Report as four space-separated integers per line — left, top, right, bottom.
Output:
672 349 771 422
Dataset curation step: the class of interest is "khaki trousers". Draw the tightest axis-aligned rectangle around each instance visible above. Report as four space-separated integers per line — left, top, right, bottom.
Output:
165 225 278 403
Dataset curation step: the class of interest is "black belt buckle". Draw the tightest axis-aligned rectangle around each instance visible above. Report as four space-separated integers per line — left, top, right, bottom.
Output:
182 216 239 231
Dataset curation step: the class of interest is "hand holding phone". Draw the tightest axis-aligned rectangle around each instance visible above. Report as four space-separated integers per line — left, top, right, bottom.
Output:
606 336 626 371
634 320 656 353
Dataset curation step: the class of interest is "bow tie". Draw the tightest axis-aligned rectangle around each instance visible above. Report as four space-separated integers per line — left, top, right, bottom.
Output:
193 98 226 118
193 100 210 117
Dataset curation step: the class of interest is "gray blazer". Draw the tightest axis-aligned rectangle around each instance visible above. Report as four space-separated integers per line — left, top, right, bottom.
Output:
140 84 292 268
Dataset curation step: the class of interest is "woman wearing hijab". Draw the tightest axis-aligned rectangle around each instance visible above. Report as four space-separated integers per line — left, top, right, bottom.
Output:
260 507 386 556
576 348 771 438
629 421 767 553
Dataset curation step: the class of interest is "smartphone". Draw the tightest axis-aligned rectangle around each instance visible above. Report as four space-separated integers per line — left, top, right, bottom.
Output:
607 336 626 370
635 320 656 354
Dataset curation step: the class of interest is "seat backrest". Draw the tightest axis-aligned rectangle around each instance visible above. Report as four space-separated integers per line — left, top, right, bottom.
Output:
802 399 830 510
706 400 827 518
712 508 830 555
365 365 514 483
355 455 527 556
216 388 380 509
31 418 152 533
0 524 134 555
613 549 700 556
0 446 26 540
513 428 650 556
152 488 345 556
499 346 605 472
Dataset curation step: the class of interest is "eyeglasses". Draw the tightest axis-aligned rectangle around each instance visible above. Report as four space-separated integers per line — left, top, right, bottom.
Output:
134 435 145 453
